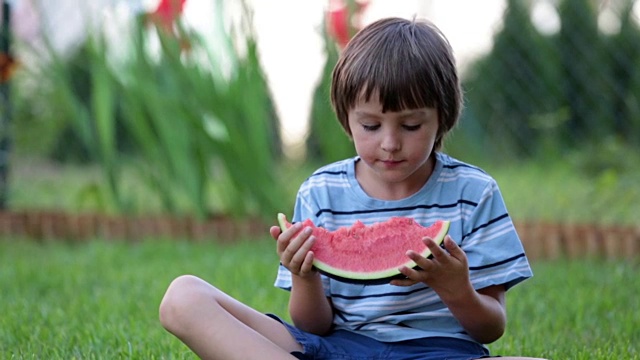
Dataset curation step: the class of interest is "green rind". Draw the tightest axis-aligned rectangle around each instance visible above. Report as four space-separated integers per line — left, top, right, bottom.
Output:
277 213 288 231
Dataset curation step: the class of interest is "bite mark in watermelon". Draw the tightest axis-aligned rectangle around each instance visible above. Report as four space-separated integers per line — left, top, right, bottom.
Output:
277 213 450 284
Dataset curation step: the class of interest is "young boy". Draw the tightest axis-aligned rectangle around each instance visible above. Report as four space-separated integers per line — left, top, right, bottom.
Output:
159 17 544 360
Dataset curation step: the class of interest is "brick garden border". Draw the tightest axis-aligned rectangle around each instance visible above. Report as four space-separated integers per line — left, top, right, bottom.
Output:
514 221 639 261
0 211 269 244
0 211 638 260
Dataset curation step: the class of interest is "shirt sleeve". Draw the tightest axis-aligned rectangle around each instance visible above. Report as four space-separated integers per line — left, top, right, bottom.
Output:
461 180 533 291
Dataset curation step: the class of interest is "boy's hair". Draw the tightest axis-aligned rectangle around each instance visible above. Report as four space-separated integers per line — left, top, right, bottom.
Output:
330 17 462 150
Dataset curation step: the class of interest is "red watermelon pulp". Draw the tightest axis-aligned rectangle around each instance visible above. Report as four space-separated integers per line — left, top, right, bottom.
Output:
277 213 450 284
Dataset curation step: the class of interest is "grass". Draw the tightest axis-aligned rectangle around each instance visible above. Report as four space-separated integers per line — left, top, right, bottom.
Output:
1 237 638 359
0 237 289 359
4 155 639 358
486 160 640 226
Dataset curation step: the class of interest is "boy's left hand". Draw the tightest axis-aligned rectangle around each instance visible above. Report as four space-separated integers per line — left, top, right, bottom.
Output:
392 235 471 298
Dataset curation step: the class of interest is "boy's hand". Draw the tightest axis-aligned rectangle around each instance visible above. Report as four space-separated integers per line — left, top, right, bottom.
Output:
270 223 318 278
392 235 471 299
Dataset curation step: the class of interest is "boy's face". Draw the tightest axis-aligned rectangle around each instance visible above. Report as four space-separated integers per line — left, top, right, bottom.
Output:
347 96 439 200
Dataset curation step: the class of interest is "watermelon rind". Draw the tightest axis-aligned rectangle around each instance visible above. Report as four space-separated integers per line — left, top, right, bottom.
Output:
277 213 288 231
277 213 450 285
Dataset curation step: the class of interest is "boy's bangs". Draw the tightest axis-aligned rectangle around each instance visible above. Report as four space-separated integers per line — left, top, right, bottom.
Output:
357 44 439 113
361 77 437 113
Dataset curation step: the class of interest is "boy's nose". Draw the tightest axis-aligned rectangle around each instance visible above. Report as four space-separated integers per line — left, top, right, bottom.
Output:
381 132 401 152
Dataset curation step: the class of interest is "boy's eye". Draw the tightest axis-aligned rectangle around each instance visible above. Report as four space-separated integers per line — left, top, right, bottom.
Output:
403 124 422 131
362 124 380 131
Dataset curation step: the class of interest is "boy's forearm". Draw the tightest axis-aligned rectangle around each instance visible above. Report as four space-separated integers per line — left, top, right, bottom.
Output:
443 284 507 344
289 273 334 335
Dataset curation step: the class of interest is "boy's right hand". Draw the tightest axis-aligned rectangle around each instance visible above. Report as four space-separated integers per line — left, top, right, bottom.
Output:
270 223 318 278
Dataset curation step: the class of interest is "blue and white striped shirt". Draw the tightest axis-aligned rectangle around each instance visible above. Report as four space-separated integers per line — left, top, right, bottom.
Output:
275 152 533 344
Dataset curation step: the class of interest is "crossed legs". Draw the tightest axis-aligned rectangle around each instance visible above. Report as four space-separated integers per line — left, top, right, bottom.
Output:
159 275 302 360
159 275 546 360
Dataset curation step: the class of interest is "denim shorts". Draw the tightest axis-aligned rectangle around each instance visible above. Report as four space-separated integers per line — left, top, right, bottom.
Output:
267 314 492 360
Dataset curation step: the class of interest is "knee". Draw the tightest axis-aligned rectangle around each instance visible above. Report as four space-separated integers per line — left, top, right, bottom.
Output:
159 275 213 333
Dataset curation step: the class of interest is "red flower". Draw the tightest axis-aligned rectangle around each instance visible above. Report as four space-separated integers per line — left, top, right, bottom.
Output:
326 0 369 48
144 0 191 51
150 0 187 32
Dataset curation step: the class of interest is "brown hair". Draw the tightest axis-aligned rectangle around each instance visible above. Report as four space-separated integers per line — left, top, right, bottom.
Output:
330 17 462 150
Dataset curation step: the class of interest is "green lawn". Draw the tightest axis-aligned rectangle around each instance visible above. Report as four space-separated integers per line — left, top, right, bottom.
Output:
487 160 640 226
1 237 638 359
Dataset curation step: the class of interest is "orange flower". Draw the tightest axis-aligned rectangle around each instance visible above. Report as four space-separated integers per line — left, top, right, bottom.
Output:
0 53 17 83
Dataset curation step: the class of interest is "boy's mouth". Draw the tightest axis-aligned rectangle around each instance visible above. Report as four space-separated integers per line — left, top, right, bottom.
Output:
381 159 403 166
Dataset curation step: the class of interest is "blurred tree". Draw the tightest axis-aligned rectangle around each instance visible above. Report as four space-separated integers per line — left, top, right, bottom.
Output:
461 0 640 160
609 0 640 146
463 0 561 159
556 0 616 146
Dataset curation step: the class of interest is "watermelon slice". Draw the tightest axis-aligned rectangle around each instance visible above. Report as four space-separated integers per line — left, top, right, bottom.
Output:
277 213 450 284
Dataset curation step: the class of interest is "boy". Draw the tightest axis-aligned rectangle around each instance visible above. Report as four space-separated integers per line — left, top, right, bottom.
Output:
159 17 544 360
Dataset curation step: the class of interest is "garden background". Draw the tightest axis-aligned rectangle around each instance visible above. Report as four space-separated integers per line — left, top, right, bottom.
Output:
1 0 639 358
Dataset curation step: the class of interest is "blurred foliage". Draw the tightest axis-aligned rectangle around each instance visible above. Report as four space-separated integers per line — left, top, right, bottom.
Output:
456 0 640 166
11 0 284 219
458 0 563 160
7 0 640 223
306 5 356 164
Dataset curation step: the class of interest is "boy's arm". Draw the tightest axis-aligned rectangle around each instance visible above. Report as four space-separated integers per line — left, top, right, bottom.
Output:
271 224 334 335
443 283 506 344
395 236 507 343
289 273 334 335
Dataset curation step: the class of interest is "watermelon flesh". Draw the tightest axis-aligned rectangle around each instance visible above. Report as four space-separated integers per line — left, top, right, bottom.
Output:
277 213 450 284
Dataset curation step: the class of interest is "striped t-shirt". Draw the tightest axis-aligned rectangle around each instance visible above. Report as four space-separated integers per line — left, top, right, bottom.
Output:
274 152 533 344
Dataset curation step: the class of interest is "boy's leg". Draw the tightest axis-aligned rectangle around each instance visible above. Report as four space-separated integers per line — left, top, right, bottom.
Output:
159 275 302 360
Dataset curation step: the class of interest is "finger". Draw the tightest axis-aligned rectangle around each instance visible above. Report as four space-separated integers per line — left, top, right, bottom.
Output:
276 222 303 255
297 234 316 260
397 264 426 282
299 251 316 274
281 225 309 260
269 225 281 241
424 237 448 260
443 235 467 263
406 249 432 270
285 230 315 269
390 277 418 287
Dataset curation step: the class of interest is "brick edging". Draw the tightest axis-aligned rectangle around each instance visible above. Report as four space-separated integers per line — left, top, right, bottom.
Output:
515 221 640 260
0 211 638 259
0 211 269 243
